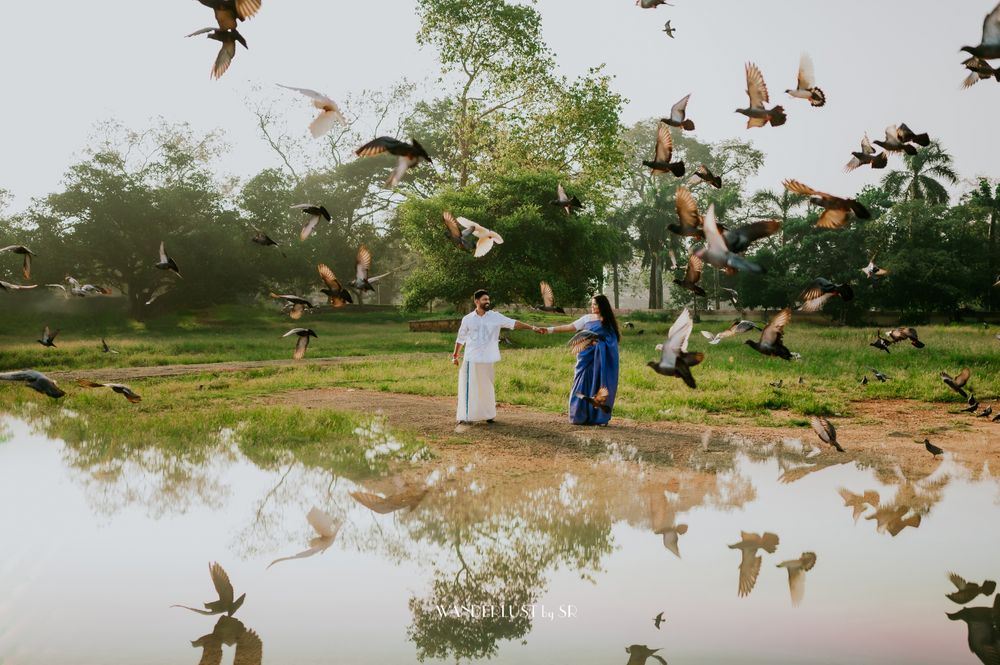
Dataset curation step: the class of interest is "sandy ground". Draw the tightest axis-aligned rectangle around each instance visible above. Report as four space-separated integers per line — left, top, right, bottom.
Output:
276 387 1000 477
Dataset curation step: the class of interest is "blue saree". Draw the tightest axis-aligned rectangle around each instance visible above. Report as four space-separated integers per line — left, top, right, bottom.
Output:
568 319 620 425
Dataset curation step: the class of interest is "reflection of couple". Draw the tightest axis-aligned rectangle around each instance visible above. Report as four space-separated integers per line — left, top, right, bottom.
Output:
451 289 620 426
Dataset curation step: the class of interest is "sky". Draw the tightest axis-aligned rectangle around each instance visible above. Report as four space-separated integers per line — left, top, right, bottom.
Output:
1 0 997 212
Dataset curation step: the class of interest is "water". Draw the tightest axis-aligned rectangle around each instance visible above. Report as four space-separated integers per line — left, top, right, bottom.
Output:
1 414 998 665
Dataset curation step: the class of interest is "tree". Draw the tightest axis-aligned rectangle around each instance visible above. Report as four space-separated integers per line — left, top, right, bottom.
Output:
397 171 615 310
618 119 764 309
34 121 248 318
966 178 1000 311
415 0 554 189
881 141 959 205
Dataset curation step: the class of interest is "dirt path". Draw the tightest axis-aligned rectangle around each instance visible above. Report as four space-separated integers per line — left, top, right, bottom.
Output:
44 356 1000 473
276 387 1000 474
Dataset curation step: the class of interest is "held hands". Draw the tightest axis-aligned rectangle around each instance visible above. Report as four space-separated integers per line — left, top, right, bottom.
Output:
451 353 460 366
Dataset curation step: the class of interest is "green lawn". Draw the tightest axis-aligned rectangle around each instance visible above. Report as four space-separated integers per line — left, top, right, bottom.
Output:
1 304 998 432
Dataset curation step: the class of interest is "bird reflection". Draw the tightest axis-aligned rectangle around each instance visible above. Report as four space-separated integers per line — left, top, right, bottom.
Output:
646 482 688 558
728 531 779 598
190 615 262 665
172 562 245 616
946 601 1000 665
625 644 668 665
947 574 997 604
350 484 429 514
776 552 817 607
838 488 880 522
268 507 342 569
865 505 921 537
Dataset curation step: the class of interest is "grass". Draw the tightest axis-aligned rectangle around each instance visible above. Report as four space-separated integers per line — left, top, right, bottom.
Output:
1 304 998 431
0 366 432 481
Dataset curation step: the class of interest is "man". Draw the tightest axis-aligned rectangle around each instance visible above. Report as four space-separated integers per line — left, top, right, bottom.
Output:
452 289 541 424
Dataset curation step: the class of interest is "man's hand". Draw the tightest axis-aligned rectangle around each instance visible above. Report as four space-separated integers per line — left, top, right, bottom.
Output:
451 353 460 366
534 326 547 334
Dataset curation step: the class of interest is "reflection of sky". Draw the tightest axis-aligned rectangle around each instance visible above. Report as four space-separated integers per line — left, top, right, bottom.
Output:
1 417 997 664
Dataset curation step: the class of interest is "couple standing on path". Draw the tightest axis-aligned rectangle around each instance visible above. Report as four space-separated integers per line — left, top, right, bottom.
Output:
451 289 621 426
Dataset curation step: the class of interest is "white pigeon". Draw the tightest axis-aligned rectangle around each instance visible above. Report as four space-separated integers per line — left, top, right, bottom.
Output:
277 84 347 138
455 217 504 258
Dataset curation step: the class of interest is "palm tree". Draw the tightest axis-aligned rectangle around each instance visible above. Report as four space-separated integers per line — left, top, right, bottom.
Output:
881 141 959 204
967 178 1000 311
750 188 807 247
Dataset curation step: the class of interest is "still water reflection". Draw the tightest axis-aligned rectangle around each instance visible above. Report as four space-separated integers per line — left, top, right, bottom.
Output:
1 413 999 664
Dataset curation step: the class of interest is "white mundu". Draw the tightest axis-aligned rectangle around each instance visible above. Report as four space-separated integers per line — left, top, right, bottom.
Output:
455 310 516 422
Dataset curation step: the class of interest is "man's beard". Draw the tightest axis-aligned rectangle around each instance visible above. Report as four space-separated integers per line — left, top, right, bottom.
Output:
481 302 491 310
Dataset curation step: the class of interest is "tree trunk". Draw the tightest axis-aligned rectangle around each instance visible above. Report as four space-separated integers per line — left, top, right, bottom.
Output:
989 211 997 312
655 255 664 309
612 263 620 308
647 254 659 310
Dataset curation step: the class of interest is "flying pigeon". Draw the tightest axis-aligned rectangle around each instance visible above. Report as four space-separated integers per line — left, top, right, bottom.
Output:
693 204 765 273
700 320 761 345
647 308 704 388
810 416 845 452
783 179 871 229
277 84 347 138
155 241 182 278
844 134 888 172
76 379 142 403
961 2 1000 60
171 562 246 617
736 63 787 128
270 293 313 320
798 278 854 312
689 164 721 189
0 245 34 279
674 254 706 296
785 53 826 107
746 308 794 360
290 203 331 241
0 370 65 399
662 94 694 130
643 121 685 177
454 217 504 258
354 137 432 188
552 183 583 215
317 264 353 307
186 27 247 80
282 328 317 360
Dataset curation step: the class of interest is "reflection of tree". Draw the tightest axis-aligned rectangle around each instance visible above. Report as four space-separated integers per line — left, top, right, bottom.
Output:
407 474 612 660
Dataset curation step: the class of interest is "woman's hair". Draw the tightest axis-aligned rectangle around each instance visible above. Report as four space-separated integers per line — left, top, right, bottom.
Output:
593 294 620 341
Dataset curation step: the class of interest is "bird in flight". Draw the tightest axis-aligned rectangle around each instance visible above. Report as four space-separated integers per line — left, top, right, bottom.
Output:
318 264 353 307
783 179 871 229
0 370 65 399
643 121 685 177
277 84 347 138
0 245 34 280
282 328 317 360
76 379 142 403
662 21 676 38
648 308 704 388
290 203 331 241
736 63 786 128
785 53 826 107
355 137 432 188
745 308 795 360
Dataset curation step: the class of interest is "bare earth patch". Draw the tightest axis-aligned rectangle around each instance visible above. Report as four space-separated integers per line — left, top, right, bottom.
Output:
275 387 1000 476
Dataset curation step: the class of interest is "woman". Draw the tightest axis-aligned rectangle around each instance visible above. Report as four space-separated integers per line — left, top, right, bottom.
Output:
545 294 621 425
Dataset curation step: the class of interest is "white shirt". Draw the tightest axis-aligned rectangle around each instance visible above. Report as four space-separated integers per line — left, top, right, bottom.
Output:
456 310 517 364
572 313 599 330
